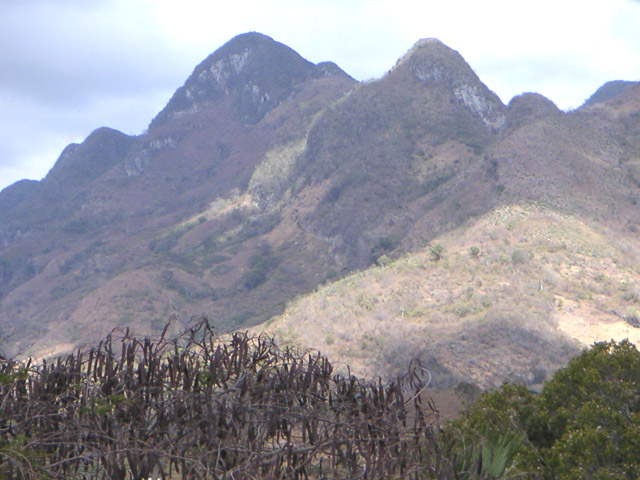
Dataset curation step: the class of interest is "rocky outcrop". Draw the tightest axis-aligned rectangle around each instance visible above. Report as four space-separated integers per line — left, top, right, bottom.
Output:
150 32 353 128
398 38 506 130
124 135 177 176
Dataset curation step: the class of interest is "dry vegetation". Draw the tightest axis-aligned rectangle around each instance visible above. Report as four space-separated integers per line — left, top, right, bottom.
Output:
261 204 640 388
0 318 485 480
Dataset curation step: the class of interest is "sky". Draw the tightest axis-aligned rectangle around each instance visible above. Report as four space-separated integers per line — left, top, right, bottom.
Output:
1 0 639 193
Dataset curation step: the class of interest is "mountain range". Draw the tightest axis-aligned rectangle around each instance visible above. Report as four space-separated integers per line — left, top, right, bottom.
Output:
1 32 639 388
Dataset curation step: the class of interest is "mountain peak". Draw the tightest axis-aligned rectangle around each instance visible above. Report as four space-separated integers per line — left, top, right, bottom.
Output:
392 38 506 130
150 32 352 128
581 80 638 108
395 38 474 81
507 92 560 128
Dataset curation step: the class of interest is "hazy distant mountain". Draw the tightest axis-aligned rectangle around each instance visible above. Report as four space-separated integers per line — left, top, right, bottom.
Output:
581 80 637 107
1 33 639 387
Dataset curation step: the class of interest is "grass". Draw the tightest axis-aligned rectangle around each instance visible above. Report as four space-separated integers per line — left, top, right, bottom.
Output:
248 138 306 206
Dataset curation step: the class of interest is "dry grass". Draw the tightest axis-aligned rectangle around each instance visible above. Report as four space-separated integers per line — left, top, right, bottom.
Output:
259 203 640 389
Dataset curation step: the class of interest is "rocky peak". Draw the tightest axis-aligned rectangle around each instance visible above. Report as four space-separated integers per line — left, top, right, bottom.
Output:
392 38 506 130
150 32 352 128
396 38 469 83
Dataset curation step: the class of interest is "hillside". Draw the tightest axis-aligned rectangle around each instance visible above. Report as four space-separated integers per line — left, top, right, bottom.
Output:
0 33 639 389
261 204 640 388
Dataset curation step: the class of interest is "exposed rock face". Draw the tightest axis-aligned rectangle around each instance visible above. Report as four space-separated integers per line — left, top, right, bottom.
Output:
124 135 177 177
400 38 506 130
150 32 352 128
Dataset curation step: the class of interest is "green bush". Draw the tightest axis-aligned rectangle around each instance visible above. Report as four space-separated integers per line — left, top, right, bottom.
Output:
511 249 530 265
430 244 444 262
376 254 392 267
450 340 640 478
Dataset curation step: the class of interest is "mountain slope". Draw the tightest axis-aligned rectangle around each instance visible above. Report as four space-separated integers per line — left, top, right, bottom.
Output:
0 33 356 354
292 39 507 268
261 204 640 388
0 32 639 378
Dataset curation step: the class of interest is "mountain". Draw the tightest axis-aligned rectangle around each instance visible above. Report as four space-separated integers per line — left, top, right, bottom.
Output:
1 33 639 389
151 32 352 128
582 80 637 107
260 204 640 388
0 32 356 355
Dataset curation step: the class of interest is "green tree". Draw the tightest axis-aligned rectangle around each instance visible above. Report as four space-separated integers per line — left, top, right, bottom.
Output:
450 340 640 479
533 340 640 479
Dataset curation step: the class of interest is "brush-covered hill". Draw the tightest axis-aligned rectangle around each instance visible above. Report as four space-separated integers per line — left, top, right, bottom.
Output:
0 32 639 386
259 204 640 388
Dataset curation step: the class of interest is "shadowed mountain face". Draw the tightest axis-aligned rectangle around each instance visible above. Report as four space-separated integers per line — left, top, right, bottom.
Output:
0 33 639 383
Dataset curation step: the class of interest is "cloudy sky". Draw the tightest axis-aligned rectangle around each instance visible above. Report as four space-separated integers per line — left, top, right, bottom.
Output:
1 0 639 193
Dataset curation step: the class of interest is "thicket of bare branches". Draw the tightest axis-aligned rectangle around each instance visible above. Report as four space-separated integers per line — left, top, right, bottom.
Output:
0 318 477 479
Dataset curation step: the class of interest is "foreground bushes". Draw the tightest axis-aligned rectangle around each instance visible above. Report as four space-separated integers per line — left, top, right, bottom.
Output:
0 318 490 480
451 340 640 479
3 318 637 479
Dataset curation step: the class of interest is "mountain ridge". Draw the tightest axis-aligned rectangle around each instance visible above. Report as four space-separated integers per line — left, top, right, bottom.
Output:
150 32 352 128
1 33 639 389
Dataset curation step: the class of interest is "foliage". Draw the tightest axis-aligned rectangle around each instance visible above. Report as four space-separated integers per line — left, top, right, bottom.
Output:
510 249 529 266
533 340 640 478
248 139 306 206
370 235 402 264
456 431 526 479
376 254 392 267
241 242 281 290
0 318 494 480
238 212 282 240
450 341 640 479
430 244 444 262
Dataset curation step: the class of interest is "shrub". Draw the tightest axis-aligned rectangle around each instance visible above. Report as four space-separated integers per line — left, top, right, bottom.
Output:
0 318 480 480
430 244 444 262
511 249 529 265
376 254 392 267
450 340 640 478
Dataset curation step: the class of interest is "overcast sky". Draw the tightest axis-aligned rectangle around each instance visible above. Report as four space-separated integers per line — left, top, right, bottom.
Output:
1 0 639 193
